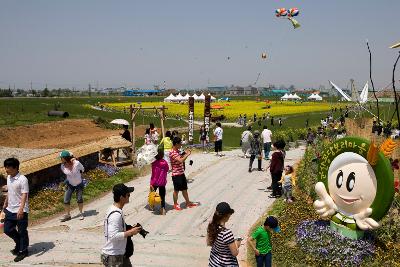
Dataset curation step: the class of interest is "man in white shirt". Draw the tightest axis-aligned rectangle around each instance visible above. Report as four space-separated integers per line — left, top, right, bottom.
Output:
213 122 224 157
102 183 141 267
2 158 30 262
261 125 273 160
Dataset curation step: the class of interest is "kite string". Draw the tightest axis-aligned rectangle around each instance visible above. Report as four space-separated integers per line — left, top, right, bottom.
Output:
392 51 400 129
366 41 380 124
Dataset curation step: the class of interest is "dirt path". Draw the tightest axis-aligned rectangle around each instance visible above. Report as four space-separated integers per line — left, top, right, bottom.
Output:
0 147 305 267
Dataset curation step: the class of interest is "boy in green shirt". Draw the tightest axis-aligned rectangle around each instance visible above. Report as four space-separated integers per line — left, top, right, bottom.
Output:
248 216 280 267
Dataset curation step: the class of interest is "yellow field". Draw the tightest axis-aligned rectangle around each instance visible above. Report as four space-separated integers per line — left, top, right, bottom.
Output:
105 100 342 121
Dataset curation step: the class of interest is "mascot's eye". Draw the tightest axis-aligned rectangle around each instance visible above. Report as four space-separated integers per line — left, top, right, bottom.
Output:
336 170 343 188
346 172 355 192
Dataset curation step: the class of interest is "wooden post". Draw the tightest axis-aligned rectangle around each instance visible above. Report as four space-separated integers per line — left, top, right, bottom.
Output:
130 104 141 165
188 97 194 144
160 105 166 138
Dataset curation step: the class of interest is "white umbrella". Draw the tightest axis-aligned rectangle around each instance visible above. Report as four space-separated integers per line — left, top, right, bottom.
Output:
111 119 130 126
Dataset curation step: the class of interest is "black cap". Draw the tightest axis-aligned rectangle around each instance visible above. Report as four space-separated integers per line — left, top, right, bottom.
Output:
216 202 234 215
264 216 280 233
113 183 134 197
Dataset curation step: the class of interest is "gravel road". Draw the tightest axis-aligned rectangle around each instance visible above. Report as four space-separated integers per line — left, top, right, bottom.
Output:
0 147 305 267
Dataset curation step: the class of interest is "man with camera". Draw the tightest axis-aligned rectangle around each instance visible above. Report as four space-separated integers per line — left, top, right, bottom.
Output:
101 183 142 267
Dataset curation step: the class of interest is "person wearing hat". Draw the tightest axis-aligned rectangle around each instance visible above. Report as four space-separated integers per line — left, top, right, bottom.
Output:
249 130 263 172
207 202 241 267
101 184 141 267
248 216 280 267
59 150 85 222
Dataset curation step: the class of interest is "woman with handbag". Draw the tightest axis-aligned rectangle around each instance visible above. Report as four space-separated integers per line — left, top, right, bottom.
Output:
149 150 169 215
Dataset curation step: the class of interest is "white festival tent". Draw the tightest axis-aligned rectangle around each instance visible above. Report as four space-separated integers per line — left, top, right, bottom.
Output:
287 93 295 99
175 93 184 102
292 93 301 100
280 93 289 100
313 94 323 101
198 93 206 101
183 93 190 101
164 93 176 102
192 93 199 100
308 93 316 99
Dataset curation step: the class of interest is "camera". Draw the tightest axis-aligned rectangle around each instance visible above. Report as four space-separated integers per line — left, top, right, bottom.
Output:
134 223 149 238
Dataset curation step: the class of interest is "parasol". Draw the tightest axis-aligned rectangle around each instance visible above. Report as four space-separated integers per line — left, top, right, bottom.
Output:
110 119 130 126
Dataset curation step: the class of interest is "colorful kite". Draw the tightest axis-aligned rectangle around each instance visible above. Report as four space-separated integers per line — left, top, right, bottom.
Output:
275 7 301 29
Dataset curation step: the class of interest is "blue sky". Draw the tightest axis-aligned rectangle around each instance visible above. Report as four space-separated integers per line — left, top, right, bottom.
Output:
0 0 399 90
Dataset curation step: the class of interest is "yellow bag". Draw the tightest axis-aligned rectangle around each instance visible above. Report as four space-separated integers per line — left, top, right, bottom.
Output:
148 190 161 209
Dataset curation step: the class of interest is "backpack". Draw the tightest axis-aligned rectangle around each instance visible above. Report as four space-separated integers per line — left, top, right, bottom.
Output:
105 210 134 258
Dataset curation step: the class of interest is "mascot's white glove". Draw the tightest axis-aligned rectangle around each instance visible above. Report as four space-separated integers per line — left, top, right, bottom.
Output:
354 208 380 230
313 182 337 219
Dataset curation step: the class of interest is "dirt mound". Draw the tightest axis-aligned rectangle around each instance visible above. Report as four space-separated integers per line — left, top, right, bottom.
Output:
0 119 146 149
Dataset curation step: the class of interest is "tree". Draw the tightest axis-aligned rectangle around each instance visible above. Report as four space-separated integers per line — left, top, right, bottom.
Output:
42 88 50 97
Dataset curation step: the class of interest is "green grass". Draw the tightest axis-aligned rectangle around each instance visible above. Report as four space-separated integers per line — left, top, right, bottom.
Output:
0 96 185 128
29 168 139 221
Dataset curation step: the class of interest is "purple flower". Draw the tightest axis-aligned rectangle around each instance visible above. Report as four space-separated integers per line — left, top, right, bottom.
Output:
296 220 375 266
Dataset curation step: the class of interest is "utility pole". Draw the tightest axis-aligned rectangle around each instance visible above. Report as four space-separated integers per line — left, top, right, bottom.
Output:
88 83 92 97
30 81 32 91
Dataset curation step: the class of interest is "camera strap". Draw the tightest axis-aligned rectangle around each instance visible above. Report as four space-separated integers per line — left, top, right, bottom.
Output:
104 210 125 241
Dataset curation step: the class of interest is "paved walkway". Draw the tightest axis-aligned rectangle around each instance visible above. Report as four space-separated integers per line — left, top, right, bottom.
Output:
0 147 305 266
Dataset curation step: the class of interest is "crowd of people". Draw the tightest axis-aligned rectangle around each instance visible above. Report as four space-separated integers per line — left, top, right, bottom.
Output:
1 119 294 267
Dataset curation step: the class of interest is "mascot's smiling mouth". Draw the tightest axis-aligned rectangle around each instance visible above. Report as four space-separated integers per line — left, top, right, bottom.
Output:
338 195 360 204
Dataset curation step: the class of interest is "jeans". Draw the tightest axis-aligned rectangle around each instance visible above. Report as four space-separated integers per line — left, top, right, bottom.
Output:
249 155 262 170
256 252 272 267
64 183 84 204
283 185 292 200
271 172 282 196
4 209 29 252
263 142 271 159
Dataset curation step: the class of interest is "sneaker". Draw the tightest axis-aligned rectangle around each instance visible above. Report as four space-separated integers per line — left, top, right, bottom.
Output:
267 186 272 190
248 168 252 173
187 203 198 208
79 213 84 220
10 248 18 256
14 250 28 262
174 204 182 211
60 214 71 222
268 195 278 199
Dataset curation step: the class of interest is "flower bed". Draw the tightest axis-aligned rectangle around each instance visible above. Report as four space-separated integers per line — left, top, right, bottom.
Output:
247 142 400 266
29 164 135 221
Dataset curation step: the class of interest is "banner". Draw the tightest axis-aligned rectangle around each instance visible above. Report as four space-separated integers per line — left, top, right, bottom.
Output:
188 96 194 144
204 95 211 142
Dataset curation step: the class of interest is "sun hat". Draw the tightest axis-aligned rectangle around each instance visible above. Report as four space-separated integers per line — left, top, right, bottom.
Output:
216 202 235 215
59 150 73 158
264 216 281 233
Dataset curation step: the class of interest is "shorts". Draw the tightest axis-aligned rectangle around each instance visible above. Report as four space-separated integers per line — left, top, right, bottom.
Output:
64 183 84 204
172 174 188 191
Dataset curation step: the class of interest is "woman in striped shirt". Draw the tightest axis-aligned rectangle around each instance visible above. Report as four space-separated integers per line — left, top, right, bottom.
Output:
207 202 241 267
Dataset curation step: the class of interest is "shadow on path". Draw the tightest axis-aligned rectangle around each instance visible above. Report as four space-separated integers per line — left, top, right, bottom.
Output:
29 241 55 257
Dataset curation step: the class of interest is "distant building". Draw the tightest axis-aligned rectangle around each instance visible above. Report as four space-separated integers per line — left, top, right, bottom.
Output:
207 86 228 95
260 89 289 97
123 89 161 96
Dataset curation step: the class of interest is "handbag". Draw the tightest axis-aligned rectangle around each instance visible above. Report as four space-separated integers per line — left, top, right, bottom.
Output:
148 190 161 209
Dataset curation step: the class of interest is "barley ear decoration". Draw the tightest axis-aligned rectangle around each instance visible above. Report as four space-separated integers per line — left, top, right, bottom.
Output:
367 141 379 166
380 138 397 158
